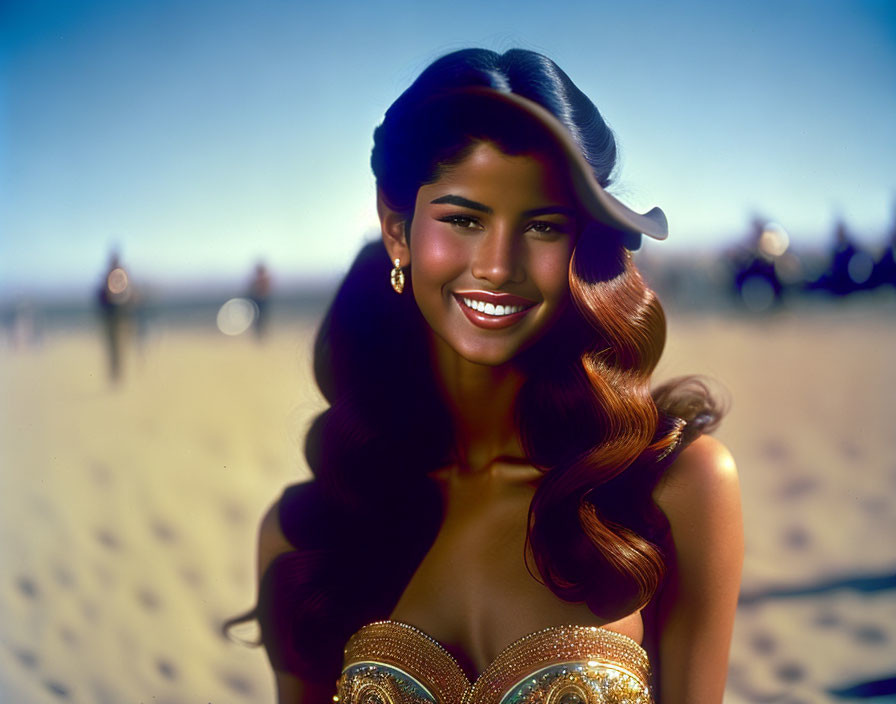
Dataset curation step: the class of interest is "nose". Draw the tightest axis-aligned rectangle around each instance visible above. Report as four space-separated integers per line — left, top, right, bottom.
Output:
471 226 523 287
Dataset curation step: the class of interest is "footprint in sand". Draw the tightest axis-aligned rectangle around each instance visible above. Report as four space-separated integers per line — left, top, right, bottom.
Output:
15 575 40 600
778 475 818 501
853 623 887 645
156 657 178 681
88 679 119 704
838 439 862 460
12 648 38 670
150 518 179 545
219 670 255 698
774 661 806 684
43 679 71 699
136 587 162 612
814 609 840 628
95 528 122 552
748 631 777 655
783 525 811 550
761 437 791 463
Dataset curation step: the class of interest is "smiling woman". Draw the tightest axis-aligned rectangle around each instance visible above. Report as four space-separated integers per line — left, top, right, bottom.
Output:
227 48 742 704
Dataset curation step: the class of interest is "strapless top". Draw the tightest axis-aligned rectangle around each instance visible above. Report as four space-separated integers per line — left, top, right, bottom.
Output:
335 620 652 704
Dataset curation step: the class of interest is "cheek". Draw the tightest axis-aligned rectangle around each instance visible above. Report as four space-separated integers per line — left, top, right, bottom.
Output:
410 224 469 289
530 244 573 301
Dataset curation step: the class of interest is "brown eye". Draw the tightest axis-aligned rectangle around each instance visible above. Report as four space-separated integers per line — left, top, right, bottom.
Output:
526 221 567 238
440 215 481 229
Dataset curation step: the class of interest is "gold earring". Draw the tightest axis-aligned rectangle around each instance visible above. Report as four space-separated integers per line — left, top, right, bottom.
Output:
390 258 405 294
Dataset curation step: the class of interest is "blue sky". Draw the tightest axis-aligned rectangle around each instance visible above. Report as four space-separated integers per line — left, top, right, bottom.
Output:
1 0 894 296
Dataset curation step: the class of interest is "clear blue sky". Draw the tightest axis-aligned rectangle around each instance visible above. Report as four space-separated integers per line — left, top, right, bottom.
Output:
1 0 894 296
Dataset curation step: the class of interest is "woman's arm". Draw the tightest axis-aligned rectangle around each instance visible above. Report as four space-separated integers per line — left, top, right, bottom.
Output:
272 670 333 704
652 434 743 704
256 501 335 704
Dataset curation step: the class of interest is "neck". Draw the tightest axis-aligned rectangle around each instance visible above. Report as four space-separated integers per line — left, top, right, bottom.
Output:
429 333 526 473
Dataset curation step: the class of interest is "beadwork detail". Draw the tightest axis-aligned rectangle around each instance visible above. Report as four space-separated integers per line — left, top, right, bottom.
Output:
336 621 652 704
338 662 438 704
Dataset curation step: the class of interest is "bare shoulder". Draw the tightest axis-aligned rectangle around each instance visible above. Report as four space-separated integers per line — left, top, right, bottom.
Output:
650 436 742 702
256 497 297 578
652 434 742 571
653 434 739 518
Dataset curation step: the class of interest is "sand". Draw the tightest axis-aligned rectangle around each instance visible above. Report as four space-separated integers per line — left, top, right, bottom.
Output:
1 297 894 703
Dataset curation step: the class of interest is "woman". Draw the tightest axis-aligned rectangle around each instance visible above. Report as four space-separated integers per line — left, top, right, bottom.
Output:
245 48 742 704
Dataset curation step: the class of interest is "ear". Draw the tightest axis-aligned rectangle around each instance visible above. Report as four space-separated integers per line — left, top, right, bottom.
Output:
377 189 410 266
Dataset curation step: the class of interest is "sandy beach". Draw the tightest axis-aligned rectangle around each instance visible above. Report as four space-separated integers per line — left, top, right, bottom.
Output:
1 298 894 703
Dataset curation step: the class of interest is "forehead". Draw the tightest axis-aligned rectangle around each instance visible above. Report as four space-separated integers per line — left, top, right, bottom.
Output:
418 141 576 208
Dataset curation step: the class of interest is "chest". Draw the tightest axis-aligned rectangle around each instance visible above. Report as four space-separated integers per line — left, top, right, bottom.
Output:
389 468 641 676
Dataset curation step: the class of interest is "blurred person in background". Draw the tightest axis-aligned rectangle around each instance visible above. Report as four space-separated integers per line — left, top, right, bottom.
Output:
229 48 742 704
808 220 875 296
728 217 784 311
869 207 896 290
96 250 133 384
249 261 273 341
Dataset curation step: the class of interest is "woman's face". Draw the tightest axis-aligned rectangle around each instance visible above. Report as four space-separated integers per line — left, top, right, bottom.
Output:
408 141 578 367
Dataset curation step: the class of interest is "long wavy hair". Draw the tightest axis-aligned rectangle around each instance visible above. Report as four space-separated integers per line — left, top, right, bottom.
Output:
236 48 722 683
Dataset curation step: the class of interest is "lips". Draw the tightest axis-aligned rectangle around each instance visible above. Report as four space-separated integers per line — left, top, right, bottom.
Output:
453 290 537 329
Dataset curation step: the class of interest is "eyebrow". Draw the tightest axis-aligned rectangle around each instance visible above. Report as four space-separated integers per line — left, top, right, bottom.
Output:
430 195 575 218
430 194 492 213
523 205 576 218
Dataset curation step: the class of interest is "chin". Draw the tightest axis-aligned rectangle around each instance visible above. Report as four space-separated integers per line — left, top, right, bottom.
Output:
452 335 540 367
460 348 519 367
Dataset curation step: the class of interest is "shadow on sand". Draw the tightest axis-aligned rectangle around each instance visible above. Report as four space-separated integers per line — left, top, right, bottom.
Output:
739 571 896 606
740 571 896 700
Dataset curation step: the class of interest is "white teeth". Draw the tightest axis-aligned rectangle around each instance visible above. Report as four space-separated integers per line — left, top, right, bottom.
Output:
461 297 527 317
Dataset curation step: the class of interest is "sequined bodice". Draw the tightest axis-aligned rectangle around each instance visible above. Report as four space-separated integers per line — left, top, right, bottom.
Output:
336 620 652 704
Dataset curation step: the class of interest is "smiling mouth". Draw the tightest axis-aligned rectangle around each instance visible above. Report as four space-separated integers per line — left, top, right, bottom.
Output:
459 297 530 317
452 291 537 329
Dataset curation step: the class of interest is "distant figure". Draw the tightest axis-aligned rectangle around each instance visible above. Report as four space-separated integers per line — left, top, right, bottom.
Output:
869 212 896 290
809 220 874 296
7 300 42 349
248 262 272 340
729 217 783 311
96 252 133 383
828 222 861 294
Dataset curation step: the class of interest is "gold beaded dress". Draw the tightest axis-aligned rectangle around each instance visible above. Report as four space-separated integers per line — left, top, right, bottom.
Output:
336 620 652 704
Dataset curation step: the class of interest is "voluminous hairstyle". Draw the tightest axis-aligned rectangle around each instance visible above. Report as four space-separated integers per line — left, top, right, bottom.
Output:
241 48 722 684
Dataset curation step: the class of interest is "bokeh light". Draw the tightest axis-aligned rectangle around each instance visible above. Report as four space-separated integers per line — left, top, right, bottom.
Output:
740 276 777 313
847 252 874 285
106 268 130 297
758 222 790 258
216 297 257 336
